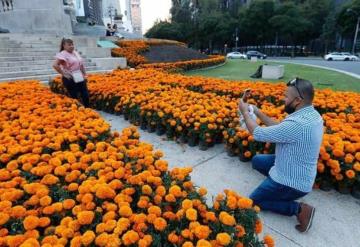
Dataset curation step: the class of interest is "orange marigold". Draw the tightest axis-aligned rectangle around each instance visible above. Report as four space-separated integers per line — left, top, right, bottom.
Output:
23 215 40 230
185 208 198 221
153 217 167 231
194 225 210 239
196 239 212 247
119 205 133 217
216 233 231 246
77 211 94 225
263 234 275 247
345 169 356 179
237 198 253 209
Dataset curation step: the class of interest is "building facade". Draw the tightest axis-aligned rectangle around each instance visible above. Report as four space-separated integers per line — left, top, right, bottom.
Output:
129 0 142 34
73 0 142 34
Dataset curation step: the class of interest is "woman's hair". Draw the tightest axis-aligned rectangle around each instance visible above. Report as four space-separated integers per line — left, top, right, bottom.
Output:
60 38 74 52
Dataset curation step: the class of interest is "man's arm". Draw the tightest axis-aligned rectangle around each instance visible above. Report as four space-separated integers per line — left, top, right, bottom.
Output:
253 106 279 126
242 111 258 134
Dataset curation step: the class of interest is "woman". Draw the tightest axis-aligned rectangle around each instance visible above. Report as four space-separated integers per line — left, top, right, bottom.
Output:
53 38 90 107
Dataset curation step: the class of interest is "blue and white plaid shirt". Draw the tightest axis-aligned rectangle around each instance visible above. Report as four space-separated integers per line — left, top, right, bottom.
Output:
253 105 324 192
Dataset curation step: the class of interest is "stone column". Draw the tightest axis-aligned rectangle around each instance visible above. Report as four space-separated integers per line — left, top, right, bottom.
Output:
0 0 73 34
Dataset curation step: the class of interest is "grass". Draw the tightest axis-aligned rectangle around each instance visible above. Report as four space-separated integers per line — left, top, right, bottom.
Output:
185 59 360 92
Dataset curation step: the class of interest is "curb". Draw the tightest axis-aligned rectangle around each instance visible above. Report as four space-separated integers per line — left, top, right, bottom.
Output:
267 60 360 79
187 61 227 73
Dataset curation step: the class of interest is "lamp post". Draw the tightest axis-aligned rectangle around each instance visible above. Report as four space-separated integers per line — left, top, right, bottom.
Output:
347 9 360 55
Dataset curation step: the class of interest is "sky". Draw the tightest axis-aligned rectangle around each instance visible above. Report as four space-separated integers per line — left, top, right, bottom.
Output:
141 0 172 34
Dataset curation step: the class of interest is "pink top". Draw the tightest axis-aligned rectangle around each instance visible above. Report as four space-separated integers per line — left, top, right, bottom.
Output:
55 50 84 73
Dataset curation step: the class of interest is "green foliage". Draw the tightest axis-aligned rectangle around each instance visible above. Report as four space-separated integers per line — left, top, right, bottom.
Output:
337 0 360 36
146 0 352 52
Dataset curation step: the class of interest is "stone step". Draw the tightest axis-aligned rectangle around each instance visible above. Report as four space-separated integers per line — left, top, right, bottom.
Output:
0 47 58 53
0 42 57 49
16 40 57 45
0 43 22 48
0 54 88 62
0 56 56 62
0 51 58 57
0 69 112 83
19 44 58 48
0 62 97 72
0 47 96 53
0 59 93 67
0 66 98 79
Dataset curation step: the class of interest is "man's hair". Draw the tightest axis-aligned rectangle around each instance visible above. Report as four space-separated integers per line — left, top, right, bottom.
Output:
288 78 314 103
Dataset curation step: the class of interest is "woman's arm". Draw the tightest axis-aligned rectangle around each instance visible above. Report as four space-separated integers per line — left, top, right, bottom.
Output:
53 59 71 79
80 64 87 78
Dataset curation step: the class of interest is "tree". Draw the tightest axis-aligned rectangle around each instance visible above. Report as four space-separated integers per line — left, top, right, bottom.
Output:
239 0 276 45
269 2 312 55
337 0 360 37
321 4 337 54
145 21 185 41
301 0 332 41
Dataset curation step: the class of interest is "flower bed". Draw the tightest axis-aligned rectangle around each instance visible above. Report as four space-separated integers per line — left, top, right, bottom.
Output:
138 56 226 72
0 81 273 247
111 40 225 71
50 68 360 197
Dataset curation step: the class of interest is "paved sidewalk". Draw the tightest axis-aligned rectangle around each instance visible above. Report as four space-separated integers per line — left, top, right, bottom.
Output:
101 112 360 247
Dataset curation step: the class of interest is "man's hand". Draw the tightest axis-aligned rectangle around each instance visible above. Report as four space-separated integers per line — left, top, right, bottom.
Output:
239 99 249 115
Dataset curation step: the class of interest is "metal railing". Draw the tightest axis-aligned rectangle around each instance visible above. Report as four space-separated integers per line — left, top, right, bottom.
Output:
1 0 13 12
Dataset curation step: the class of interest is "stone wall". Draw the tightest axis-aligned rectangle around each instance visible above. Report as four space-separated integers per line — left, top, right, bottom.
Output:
0 0 73 34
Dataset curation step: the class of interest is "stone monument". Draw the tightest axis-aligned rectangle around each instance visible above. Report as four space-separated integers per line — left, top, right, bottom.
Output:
63 0 78 30
0 0 73 34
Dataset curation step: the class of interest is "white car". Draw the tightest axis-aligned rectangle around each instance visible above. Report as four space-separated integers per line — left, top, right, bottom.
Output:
324 52 359 61
226 52 247 59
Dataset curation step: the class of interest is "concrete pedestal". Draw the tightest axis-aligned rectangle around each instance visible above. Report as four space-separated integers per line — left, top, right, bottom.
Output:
0 0 72 34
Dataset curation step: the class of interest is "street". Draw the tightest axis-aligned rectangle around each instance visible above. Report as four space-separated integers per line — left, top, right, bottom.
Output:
269 57 360 76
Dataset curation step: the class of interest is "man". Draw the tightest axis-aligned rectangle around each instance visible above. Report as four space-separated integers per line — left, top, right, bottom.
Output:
238 78 323 233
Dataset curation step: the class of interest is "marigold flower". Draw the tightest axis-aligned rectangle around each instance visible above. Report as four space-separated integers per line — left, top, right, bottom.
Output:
153 217 167 231
23 215 40 230
0 213 9 225
81 230 96 246
216 232 231 245
237 198 253 209
263 234 275 247
194 225 210 239
119 205 133 217
186 208 198 221
196 239 212 247
77 211 94 225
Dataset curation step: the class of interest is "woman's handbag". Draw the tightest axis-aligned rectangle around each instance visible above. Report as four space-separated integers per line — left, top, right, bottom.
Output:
71 70 84 83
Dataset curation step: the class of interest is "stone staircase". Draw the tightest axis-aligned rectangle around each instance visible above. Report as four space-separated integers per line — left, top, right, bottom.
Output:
0 34 126 82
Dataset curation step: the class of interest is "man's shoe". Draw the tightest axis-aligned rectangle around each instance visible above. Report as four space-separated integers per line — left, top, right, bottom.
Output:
295 203 315 233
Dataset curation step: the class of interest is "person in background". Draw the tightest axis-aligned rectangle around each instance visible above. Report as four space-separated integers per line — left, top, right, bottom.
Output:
53 38 90 107
238 78 324 233
111 24 118 36
106 23 112 36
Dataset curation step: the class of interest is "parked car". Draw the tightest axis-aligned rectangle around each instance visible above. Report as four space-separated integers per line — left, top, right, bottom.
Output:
246 51 267 59
324 52 359 61
226 52 247 59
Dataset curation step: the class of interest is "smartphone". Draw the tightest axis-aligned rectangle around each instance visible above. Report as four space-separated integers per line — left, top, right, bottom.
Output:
242 88 251 102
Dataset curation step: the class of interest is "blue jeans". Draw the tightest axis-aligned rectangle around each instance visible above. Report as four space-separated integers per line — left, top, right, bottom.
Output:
249 154 307 216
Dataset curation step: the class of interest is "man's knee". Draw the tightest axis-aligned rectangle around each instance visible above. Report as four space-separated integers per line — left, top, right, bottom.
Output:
251 155 262 171
249 191 263 207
